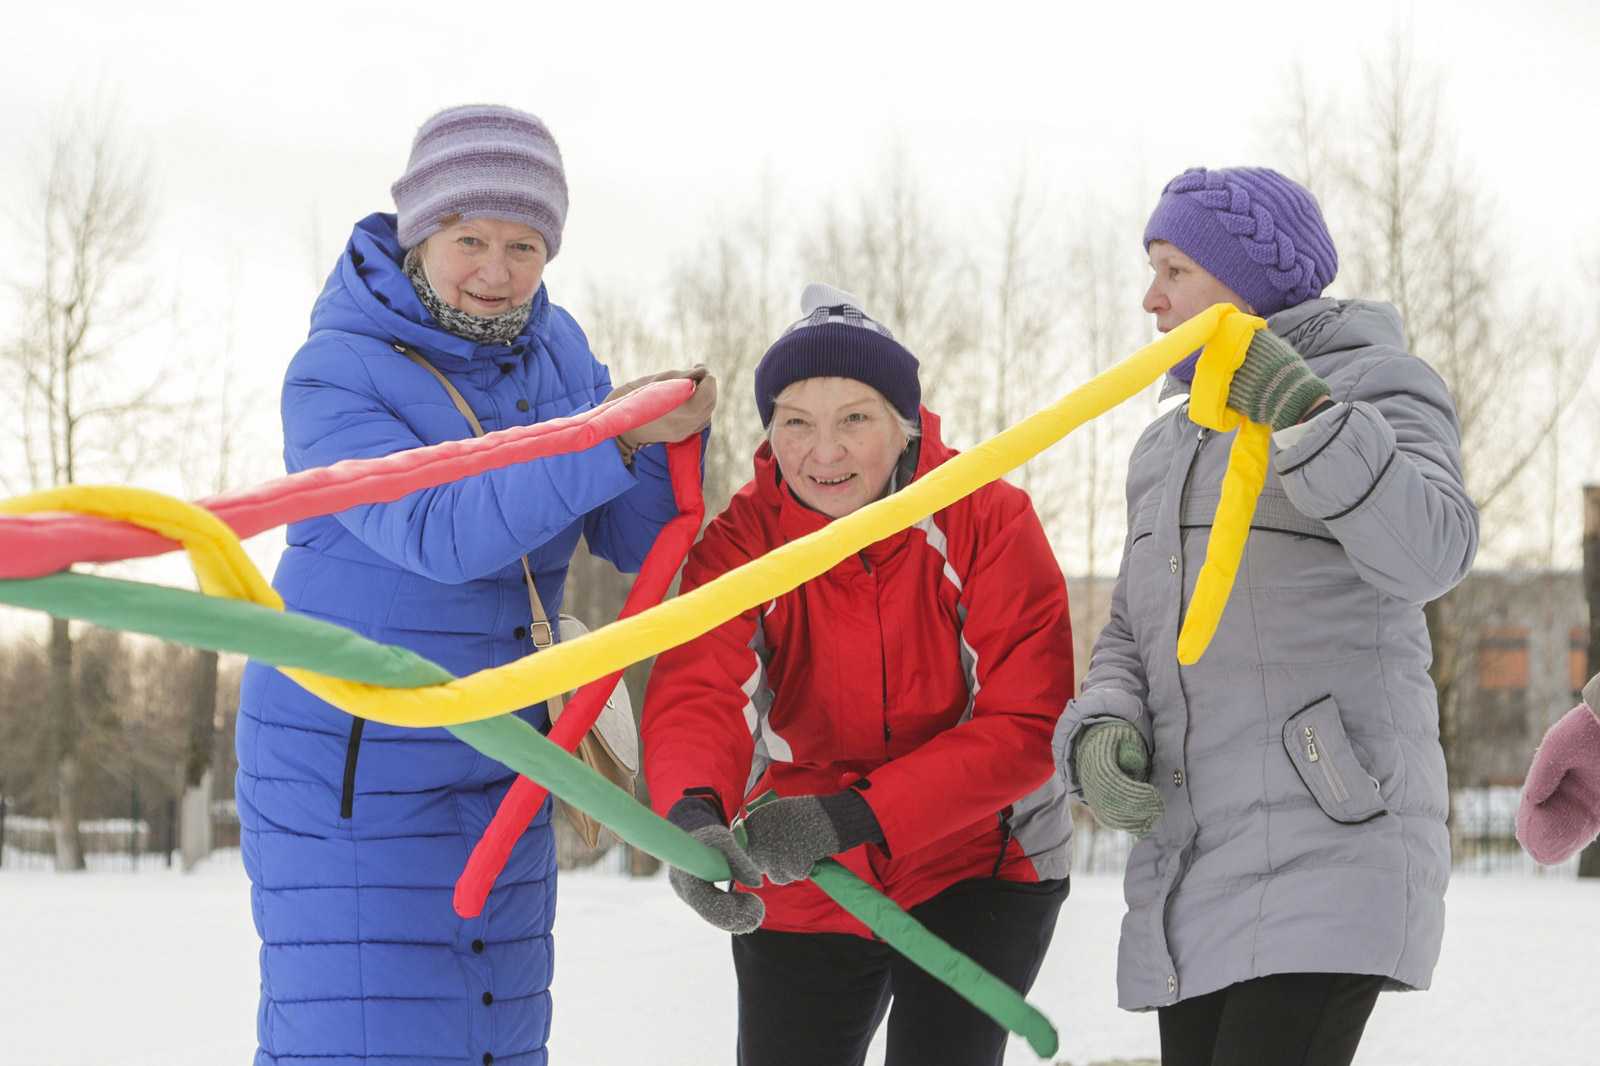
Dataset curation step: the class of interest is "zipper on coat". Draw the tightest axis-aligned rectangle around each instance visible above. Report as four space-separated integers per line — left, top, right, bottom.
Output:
859 548 891 749
1160 418 1210 994
339 718 365 819
1304 725 1350 804
992 812 1014 877
881 645 891 745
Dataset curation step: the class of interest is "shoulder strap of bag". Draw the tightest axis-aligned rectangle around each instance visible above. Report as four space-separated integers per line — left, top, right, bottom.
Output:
397 345 557 655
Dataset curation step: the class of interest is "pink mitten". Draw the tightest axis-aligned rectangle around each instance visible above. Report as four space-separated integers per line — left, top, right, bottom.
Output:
1517 701 1600 865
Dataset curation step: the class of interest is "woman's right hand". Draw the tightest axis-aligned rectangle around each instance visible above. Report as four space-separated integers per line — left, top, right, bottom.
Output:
665 796 765 933
609 365 718 449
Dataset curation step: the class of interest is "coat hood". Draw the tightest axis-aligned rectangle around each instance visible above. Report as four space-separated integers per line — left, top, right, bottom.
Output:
307 212 555 364
1160 298 1407 402
1271 297 1407 358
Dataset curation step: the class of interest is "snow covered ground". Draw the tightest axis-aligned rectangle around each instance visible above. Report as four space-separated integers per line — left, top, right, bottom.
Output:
2 857 1597 1065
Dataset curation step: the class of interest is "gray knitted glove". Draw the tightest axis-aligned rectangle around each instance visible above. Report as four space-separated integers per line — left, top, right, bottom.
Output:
666 797 765 934
1226 329 1331 430
741 792 883 884
1076 721 1165 837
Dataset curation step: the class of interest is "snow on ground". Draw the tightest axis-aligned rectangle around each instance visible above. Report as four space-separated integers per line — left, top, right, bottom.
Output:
2 858 1597 1064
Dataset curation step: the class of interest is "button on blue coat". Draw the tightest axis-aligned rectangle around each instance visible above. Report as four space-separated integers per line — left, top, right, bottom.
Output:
237 214 684 1065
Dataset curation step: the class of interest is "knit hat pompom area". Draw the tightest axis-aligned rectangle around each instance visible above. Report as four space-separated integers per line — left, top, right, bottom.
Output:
1143 166 1338 317
391 104 569 257
753 283 921 428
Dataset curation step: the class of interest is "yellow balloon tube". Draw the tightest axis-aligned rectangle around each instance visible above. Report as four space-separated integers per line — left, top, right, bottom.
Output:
0 486 283 609
273 304 1236 727
1176 308 1271 664
3 302 1271 725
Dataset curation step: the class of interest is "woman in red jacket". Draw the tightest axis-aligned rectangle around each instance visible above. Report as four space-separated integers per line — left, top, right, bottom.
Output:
641 283 1076 1066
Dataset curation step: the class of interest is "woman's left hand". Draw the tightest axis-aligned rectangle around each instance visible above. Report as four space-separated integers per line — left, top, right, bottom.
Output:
1228 329 1331 430
742 792 883 884
607 364 719 445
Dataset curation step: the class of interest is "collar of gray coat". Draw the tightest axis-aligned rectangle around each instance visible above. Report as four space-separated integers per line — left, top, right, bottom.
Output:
1154 298 1404 403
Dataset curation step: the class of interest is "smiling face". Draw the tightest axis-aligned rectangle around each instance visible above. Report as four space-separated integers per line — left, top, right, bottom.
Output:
417 218 548 316
769 377 910 519
1143 240 1253 332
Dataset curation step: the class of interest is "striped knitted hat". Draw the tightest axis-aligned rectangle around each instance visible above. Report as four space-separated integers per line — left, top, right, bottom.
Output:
391 104 569 257
1144 166 1337 316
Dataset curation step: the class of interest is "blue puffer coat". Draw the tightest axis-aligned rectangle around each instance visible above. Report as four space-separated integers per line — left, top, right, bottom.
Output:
236 213 683 1065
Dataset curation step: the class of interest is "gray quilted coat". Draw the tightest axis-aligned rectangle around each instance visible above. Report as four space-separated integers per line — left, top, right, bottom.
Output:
1054 298 1478 1010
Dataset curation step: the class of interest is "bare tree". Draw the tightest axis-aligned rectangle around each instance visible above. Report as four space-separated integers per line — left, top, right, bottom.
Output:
1055 204 1161 675
0 111 160 869
668 197 788 517
171 273 262 870
799 154 980 425
1292 36 1591 539
0 635 52 829
971 172 1062 502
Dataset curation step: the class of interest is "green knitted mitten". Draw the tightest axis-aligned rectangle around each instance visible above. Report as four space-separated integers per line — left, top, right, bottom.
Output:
1076 721 1165 837
1227 329 1332 430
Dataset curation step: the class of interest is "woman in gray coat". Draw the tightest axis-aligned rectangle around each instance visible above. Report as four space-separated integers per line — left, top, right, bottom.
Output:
1053 166 1477 1066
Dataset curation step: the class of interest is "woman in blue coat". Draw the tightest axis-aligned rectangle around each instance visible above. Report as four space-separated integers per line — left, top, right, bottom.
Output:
235 104 715 1066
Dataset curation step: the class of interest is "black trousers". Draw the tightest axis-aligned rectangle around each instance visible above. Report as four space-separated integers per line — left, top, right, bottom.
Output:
1157 971 1388 1066
729 876 1068 1066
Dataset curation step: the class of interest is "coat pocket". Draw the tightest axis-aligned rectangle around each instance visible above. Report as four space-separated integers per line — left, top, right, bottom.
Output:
1282 697 1387 824
1129 494 1160 547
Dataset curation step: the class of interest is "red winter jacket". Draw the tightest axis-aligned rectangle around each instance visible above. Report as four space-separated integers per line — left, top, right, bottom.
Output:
642 409 1075 935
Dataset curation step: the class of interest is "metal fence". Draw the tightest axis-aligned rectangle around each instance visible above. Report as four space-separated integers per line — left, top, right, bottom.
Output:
0 788 1579 877
1450 786 1574 876
3 814 163 872
0 798 242 872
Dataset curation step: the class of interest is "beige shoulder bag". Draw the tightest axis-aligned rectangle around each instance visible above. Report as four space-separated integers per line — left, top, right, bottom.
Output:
398 345 639 849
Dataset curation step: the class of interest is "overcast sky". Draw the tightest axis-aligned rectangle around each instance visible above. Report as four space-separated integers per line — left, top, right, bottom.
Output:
2 0 1597 582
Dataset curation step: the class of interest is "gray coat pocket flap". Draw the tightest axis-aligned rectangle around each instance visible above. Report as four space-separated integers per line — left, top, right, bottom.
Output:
1282 697 1387 824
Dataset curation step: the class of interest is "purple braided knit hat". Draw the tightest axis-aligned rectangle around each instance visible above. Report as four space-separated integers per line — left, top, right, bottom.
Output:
390 104 569 257
1143 167 1338 317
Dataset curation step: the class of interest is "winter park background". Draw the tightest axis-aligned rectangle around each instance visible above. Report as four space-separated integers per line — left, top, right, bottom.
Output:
5 1 1600 1063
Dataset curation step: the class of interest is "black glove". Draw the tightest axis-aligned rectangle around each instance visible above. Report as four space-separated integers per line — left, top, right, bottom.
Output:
665 796 764 934
741 791 884 885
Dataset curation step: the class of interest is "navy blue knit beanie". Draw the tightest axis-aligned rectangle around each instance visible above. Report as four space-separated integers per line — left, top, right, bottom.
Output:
754 283 921 428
